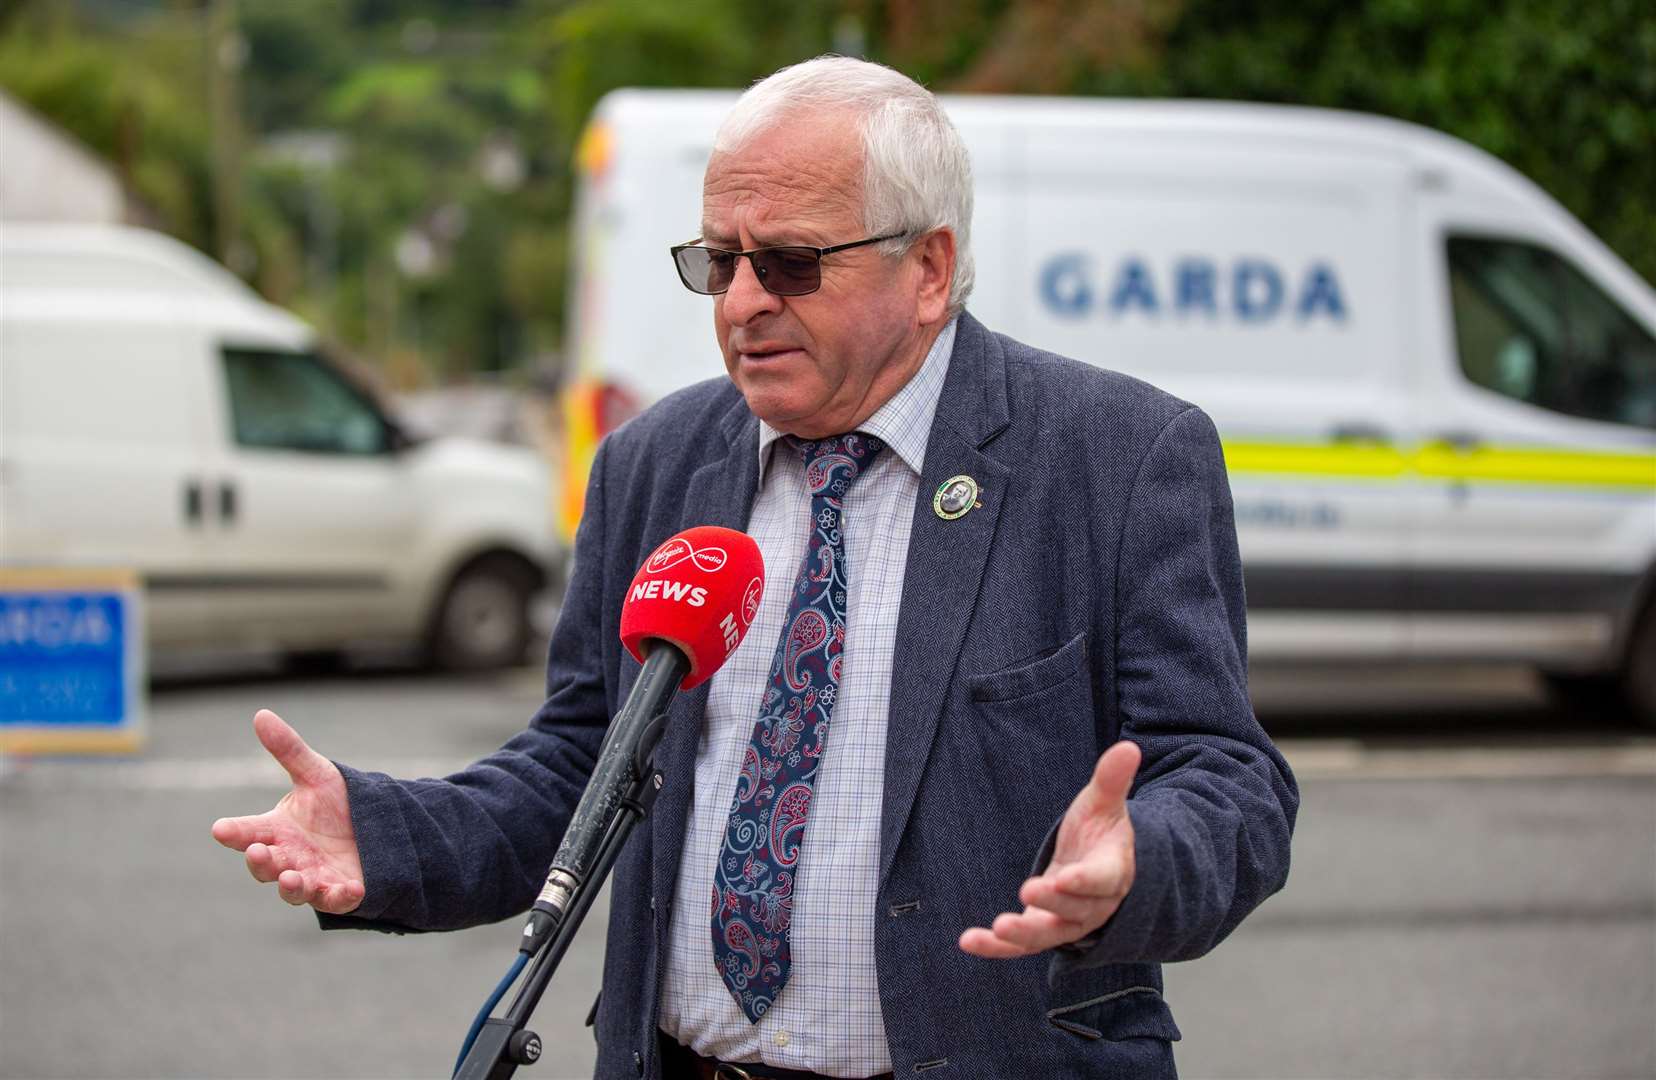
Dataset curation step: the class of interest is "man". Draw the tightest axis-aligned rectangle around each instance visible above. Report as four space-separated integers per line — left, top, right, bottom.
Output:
213 57 1297 1078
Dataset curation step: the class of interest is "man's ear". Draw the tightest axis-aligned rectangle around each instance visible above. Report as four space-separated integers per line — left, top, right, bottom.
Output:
913 229 956 325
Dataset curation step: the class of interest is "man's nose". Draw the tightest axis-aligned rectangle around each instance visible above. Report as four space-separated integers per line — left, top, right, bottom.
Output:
720 254 783 324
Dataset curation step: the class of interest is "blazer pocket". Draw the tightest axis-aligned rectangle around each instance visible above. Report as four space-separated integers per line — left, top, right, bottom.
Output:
1047 985 1182 1043
967 631 1089 703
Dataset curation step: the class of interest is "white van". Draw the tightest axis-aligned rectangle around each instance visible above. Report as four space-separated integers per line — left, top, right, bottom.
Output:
559 91 1656 720
1 224 560 670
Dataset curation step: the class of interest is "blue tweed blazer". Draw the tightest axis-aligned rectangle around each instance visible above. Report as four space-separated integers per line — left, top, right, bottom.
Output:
324 312 1299 1078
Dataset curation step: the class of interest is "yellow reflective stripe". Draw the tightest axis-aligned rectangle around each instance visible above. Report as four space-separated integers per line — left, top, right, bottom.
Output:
1221 440 1656 490
1222 441 1408 479
558 381 602 542
1414 443 1656 489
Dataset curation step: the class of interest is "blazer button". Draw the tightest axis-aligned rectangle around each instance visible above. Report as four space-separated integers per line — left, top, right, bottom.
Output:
633 1049 644 1074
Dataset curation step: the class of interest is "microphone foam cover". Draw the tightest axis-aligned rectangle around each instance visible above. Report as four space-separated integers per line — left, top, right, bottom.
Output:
620 526 765 689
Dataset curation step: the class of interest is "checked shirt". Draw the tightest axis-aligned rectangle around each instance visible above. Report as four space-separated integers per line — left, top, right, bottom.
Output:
711 431 887 1022
659 318 956 1077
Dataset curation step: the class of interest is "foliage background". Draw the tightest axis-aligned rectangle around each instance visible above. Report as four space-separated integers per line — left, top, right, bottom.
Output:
2 0 1651 384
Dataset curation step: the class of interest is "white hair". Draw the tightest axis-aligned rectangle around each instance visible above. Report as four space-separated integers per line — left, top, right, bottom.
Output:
713 55 975 315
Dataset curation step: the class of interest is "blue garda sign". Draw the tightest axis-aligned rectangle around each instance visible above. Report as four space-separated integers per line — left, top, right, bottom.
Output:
1039 253 1349 323
0 570 145 753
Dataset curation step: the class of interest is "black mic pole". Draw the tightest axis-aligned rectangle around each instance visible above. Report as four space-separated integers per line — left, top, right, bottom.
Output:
454 640 690 1080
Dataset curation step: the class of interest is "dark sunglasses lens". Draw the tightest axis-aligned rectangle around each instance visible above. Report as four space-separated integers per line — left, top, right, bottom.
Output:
752 247 821 295
675 247 737 294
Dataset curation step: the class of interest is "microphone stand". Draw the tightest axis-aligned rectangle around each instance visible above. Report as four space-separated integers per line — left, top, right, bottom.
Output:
454 644 689 1080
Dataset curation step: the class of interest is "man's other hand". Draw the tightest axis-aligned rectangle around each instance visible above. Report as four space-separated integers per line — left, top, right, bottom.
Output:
958 740 1140 958
210 709 366 915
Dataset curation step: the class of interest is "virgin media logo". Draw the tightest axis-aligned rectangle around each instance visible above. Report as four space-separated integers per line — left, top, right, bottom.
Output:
645 538 728 574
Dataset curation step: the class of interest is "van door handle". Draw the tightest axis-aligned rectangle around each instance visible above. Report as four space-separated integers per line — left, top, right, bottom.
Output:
183 480 204 527
1330 422 1391 444
1433 429 1483 451
219 481 238 526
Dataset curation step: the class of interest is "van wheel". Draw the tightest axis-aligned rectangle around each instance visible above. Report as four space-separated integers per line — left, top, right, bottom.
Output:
284 649 347 677
1542 672 1622 718
430 557 533 671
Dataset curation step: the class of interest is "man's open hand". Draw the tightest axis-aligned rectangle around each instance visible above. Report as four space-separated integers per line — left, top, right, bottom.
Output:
210 709 366 915
959 740 1140 958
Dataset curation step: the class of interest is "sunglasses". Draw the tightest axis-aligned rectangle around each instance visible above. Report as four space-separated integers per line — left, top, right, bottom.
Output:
670 233 906 297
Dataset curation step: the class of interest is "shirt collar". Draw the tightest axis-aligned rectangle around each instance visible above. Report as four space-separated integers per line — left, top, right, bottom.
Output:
756 316 957 484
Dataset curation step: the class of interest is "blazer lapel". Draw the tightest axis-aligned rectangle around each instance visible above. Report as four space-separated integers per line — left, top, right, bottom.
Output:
650 397 761 908
880 314 1011 885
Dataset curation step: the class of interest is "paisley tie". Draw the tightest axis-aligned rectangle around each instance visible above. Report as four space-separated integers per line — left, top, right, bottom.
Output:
711 431 885 1023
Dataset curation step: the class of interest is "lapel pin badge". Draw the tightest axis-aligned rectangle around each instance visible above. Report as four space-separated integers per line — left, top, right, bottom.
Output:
933 475 982 521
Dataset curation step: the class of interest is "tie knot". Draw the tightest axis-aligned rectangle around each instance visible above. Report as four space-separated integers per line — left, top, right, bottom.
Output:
793 432 885 498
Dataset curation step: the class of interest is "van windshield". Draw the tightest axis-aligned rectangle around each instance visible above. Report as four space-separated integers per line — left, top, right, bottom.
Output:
1448 236 1656 430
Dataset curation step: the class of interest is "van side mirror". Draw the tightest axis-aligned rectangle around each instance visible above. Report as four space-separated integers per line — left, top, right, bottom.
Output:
384 419 421 454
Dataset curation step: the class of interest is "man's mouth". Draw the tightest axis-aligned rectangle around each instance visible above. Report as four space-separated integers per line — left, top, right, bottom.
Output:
737 346 802 362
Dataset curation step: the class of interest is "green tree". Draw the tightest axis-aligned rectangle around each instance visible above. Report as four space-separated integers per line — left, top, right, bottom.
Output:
1125 0 1656 283
0 12 215 246
7 0 1645 383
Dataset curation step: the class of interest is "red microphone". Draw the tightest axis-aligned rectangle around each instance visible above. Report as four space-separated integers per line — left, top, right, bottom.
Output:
620 525 766 689
524 527 765 957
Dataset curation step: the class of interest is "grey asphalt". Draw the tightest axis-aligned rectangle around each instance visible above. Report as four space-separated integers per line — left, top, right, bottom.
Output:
1 663 1652 1079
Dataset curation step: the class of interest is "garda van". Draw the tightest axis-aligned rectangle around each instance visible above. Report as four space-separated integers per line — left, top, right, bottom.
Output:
560 91 1656 721
1 223 559 670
